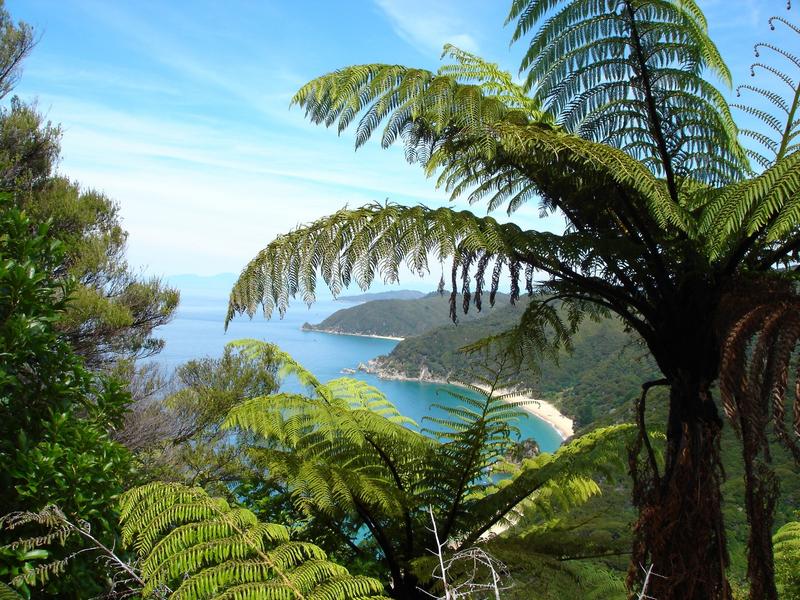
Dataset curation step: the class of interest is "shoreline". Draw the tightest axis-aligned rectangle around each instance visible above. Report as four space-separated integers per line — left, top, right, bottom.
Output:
305 327 405 342
303 327 575 441
471 383 574 441
358 360 575 441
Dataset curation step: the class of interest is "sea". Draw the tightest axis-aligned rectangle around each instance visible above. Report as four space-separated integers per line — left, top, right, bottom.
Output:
152 283 563 453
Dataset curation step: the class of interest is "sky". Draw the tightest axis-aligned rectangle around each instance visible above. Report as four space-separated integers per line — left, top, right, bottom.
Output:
5 0 796 284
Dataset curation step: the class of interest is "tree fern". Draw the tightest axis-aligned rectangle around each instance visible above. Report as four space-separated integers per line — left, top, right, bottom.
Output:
218 340 634 598
118 481 389 600
232 4 800 598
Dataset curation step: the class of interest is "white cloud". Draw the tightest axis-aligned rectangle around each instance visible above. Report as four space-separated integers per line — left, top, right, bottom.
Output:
375 0 479 55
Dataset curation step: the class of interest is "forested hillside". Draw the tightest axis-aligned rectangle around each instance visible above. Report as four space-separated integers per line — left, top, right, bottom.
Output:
303 291 509 338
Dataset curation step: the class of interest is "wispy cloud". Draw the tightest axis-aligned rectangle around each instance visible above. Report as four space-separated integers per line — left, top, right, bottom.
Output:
375 0 479 55
37 92 455 274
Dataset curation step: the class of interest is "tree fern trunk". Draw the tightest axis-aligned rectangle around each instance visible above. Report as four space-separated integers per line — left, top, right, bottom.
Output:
741 454 779 600
630 376 732 600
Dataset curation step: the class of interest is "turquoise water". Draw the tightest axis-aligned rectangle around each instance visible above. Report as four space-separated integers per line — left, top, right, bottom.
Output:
153 293 563 453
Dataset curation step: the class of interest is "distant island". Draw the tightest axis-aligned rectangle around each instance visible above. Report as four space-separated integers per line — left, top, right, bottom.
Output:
335 289 426 302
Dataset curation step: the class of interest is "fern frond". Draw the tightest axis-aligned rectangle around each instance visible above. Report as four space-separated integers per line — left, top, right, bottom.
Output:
733 15 800 168
458 424 635 547
507 0 746 185
774 520 800 597
119 482 388 600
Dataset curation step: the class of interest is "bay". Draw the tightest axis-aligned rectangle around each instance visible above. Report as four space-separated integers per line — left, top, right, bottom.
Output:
153 290 563 453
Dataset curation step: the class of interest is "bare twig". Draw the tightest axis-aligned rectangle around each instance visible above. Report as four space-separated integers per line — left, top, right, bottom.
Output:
420 506 512 599
637 563 667 600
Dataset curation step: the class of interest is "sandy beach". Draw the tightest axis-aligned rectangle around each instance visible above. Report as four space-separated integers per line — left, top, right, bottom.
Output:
359 361 575 442
307 327 405 342
468 383 574 441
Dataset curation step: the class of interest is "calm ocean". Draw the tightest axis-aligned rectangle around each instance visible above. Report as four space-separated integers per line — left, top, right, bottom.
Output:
153 288 563 453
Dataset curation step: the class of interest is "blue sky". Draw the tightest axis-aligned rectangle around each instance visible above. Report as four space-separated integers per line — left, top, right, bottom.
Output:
5 0 796 283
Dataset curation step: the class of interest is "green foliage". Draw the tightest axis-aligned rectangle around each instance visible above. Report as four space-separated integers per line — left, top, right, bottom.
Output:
0 1 34 103
128 341 282 496
119 481 389 600
1 505 137 595
477 539 626 600
0 205 132 597
0 98 59 195
773 520 800 599
219 340 634 597
0 90 178 371
25 175 179 367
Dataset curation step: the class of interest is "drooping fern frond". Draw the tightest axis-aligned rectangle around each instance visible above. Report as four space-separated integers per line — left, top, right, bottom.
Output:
507 0 746 187
118 482 388 600
225 202 664 380
714 276 800 598
292 44 549 153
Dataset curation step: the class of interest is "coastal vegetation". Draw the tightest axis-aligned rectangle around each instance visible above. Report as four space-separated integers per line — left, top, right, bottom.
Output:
1 1 799 599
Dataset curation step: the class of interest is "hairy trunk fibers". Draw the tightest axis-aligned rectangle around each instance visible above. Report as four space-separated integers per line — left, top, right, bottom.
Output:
629 379 731 600
741 456 779 600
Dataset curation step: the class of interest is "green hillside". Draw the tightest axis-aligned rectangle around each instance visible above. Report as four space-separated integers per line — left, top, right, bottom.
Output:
371 300 659 430
303 291 509 338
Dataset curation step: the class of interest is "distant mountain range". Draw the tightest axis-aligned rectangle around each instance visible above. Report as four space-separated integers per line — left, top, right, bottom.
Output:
335 290 426 303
